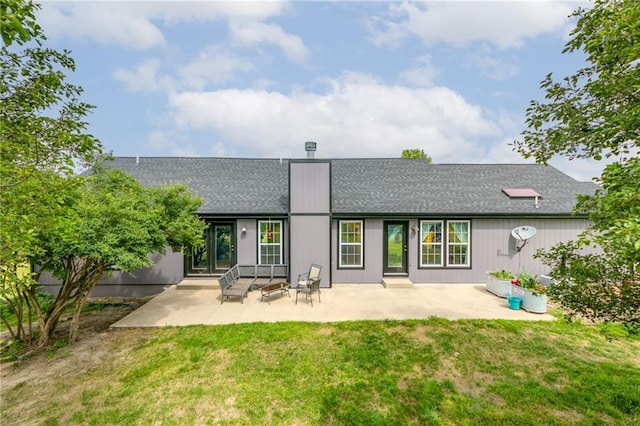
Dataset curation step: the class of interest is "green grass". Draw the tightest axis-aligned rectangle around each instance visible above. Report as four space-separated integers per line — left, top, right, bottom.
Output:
2 318 639 425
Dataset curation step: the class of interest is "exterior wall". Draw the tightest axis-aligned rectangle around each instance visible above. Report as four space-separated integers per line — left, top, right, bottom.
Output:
289 161 331 287
39 248 184 297
235 219 289 276
332 217 591 284
332 219 384 283
236 220 258 265
290 216 331 286
289 162 331 213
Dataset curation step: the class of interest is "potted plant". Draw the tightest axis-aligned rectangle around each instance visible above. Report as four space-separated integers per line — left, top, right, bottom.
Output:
510 271 548 313
486 269 516 298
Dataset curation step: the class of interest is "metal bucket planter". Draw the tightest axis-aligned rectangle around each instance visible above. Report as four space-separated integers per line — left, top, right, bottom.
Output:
486 271 513 298
521 290 548 313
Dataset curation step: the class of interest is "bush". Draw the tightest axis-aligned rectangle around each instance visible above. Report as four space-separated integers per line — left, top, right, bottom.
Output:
539 242 640 333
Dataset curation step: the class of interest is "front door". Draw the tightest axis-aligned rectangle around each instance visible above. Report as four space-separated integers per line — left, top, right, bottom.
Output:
185 222 236 275
213 223 235 273
383 221 408 275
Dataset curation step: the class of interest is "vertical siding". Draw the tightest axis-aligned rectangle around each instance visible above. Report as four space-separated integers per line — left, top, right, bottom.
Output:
39 247 184 297
331 217 591 284
332 219 383 283
290 216 331 287
290 162 331 213
236 220 289 268
289 161 331 287
236 220 257 265
411 218 591 283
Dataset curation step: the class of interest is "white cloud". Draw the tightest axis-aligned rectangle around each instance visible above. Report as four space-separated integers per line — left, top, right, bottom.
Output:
113 58 175 92
549 157 603 182
369 1 580 49
167 72 500 161
39 3 166 50
178 46 255 90
229 20 308 62
38 1 293 50
113 47 254 93
399 55 439 87
467 48 520 80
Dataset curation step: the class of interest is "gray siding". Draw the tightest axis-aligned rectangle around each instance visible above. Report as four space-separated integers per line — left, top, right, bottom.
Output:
236 221 258 265
290 216 331 287
236 220 289 272
289 161 331 286
332 219 384 283
289 162 331 213
39 248 184 297
464 217 591 280
332 217 591 284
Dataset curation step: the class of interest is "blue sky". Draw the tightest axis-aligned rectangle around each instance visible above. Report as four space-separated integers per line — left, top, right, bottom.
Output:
35 0 604 181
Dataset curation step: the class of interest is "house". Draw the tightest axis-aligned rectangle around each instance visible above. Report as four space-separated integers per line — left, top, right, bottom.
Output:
41 146 598 297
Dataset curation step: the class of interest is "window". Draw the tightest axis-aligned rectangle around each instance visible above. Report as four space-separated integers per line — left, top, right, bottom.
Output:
420 220 443 266
447 221 470 266
419 220 470 267
258 220 282 264
339 220 363 268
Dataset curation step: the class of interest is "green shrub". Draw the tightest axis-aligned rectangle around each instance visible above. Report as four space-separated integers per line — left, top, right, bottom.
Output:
488 270 515 280
540 242 640 333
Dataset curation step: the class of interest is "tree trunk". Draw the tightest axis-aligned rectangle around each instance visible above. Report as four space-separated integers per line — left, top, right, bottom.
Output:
35 256 105 346
68 291 90 343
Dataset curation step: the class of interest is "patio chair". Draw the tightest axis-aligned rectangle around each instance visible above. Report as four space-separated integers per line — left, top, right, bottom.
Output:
296 264 322 306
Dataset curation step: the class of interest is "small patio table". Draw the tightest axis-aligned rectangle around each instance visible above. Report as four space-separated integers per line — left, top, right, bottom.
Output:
260 282 291 304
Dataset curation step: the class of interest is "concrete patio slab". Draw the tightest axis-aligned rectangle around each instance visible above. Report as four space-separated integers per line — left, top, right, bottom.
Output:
110 283 554 328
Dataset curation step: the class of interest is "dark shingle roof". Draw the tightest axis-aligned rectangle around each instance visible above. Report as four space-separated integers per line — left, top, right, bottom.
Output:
104 157 290 215
104 157 598 216
331 159 597 215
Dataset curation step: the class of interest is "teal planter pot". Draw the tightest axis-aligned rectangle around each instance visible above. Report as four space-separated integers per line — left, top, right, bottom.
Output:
507 296 522 310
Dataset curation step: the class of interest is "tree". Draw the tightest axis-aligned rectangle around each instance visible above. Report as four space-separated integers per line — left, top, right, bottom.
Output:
514 0 640 331
1 0 43 46
535 158 640 330
401 148 433 163
1 0 106 345
513 0 639 164
27 167 206 345
0 1 204 347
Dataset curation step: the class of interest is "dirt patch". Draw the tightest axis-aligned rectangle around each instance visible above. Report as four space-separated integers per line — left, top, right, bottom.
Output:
0 297 155 391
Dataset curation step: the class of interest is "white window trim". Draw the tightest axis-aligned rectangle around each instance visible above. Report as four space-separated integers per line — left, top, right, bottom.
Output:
447 220 470 267
339 220 363 268
419 220 471 268
419 220 444 267
258 220 282 265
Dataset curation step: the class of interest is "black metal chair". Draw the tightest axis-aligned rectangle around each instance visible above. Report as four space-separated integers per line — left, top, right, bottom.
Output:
296 264 322 306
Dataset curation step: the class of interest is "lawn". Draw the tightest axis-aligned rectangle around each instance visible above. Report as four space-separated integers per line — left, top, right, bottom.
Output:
2 318 639 425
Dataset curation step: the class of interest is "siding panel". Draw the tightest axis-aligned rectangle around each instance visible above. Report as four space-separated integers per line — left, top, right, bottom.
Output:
332 217 591 284
290 216 331 287
290 162 331 213
411 218 591 283
332 219 383 283
39 248 184 297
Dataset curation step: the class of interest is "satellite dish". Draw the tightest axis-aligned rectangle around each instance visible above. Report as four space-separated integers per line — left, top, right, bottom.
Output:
511 226 537 252
511 226 537 241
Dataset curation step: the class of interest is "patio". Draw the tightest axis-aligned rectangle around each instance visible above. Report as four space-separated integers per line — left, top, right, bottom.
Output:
110 283 554 328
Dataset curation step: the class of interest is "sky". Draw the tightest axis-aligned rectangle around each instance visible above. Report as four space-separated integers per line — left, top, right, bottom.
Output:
34 0 606 182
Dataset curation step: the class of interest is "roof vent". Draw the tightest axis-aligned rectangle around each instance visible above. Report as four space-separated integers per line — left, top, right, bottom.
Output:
305 141 316 159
